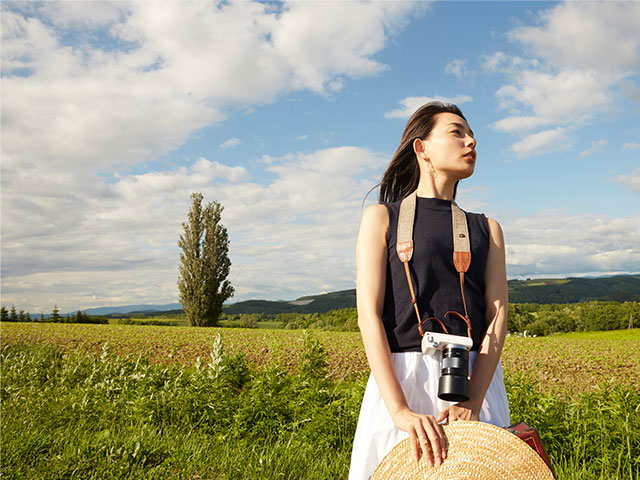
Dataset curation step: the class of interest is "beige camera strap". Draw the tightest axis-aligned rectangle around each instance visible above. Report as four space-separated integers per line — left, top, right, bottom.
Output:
396 190 472 338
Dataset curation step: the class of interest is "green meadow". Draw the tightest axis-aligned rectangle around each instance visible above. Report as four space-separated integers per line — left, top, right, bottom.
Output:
1 324 638 479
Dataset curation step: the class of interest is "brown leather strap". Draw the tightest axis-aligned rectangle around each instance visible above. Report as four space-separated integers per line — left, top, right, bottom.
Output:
402 261 423 334
420 316 449 336
445 309 472 339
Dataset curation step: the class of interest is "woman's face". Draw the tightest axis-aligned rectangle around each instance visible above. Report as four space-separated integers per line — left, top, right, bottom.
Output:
418 112 477 180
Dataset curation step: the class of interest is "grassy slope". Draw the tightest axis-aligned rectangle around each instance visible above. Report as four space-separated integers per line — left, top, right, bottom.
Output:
2 323 639 393
1 333 638 479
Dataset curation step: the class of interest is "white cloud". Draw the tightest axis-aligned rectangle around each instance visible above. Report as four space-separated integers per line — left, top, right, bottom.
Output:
491 1 640 156
509 2 640 73
492 115 551 133
1 1 419 171
616 169 640 193
579 139 608 157
620 80 640 102
511 127 570 158
384 95 473 119
481 52 540 74
271 1 417 93
40 1 127 26
220 138 241 149
445 59 468 78
1 147 388 312
495 69 612 129
623 142 640 150
1 1 423 311
504 211 640 277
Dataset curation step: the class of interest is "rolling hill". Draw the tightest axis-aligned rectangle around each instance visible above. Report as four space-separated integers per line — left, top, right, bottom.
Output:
73 274 639 317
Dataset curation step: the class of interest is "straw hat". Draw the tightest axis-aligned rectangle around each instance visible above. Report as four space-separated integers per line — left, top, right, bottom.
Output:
372 421 554 480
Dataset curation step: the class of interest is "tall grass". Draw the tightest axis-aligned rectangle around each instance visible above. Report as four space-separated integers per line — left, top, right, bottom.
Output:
2 339 638 479
506 372 639 479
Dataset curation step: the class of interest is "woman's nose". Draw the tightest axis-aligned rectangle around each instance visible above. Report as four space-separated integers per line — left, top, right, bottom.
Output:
466 134 476 148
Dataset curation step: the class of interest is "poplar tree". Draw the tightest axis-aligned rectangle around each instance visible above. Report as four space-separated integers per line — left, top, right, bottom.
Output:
178 193 234 327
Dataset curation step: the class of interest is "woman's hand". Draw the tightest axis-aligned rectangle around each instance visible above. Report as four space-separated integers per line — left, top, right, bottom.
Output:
437 400 481 423
391 407 447 466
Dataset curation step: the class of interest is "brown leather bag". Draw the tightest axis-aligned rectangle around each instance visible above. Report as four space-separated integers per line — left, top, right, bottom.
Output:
506 422 553 474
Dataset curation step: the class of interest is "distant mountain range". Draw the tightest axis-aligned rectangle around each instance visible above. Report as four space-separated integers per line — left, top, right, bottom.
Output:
507 274 640 303
73 274 639 317
79 303 183 316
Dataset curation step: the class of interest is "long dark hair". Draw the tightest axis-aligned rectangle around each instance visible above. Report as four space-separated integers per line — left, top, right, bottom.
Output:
379 101 467 203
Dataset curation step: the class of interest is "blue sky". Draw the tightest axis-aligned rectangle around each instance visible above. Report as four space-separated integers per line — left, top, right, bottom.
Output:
2 1 639 313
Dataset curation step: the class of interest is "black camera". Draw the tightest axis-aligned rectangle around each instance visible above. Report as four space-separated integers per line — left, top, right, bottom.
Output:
422 332 472 402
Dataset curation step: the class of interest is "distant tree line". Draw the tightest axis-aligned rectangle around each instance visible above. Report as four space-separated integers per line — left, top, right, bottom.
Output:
507 301 639 336
220 309 358 331
0 304 108 324
221 302 638 336
4 301 638 336
118 318 179 327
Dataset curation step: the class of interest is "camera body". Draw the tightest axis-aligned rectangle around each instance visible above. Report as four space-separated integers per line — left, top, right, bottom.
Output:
422 332 473 402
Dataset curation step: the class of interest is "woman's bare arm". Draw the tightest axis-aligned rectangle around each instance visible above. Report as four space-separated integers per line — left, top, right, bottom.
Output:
357 204 446 466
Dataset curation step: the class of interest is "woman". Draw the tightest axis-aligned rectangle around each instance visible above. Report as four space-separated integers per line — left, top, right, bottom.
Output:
349 102 510 479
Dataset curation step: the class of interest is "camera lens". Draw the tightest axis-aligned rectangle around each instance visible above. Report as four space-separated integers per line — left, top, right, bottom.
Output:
438 344 470 402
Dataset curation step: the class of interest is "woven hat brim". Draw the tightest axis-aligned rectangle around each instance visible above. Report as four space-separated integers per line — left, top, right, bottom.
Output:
372 421 554 480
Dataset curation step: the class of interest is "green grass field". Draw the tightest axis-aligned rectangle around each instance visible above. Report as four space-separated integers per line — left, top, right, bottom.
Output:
3 323 638 392
1 324 639 479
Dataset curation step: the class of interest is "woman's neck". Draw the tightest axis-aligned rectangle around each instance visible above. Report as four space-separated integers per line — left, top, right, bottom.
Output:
415 175 456 200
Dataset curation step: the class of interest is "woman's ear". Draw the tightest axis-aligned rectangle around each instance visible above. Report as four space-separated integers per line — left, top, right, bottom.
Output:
413 138 428 160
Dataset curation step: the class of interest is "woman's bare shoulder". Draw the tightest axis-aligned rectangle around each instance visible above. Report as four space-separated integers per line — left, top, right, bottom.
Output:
362 203 388 219
486 217 505 246
360 204 389 231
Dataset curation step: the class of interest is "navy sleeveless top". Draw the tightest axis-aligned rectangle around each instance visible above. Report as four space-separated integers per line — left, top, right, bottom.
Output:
382 197 490 352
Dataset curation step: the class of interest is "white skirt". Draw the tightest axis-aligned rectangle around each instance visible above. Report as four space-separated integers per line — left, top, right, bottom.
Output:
348 351 510 480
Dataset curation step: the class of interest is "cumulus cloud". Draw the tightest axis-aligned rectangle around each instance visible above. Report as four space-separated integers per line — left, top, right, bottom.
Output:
495 69 612 132
579 139 608 157
492 115 550 133
491 1 640 157
504 211 640 277
445 59 469 78
511 127 570 158
1 147 388 312
271 1 416 92
220 138 241 149
482 52 540 73
1 1 419 170
616 169 640 193
509 2 640 73
384 95 473 119
1 1 422 311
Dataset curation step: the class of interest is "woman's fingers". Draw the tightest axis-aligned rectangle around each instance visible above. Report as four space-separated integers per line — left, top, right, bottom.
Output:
436 406 449 423
395 409 447 466
411 431 424 462
446 403 480 422
423 418 446 465
415 429 432 463
411 417 446 466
